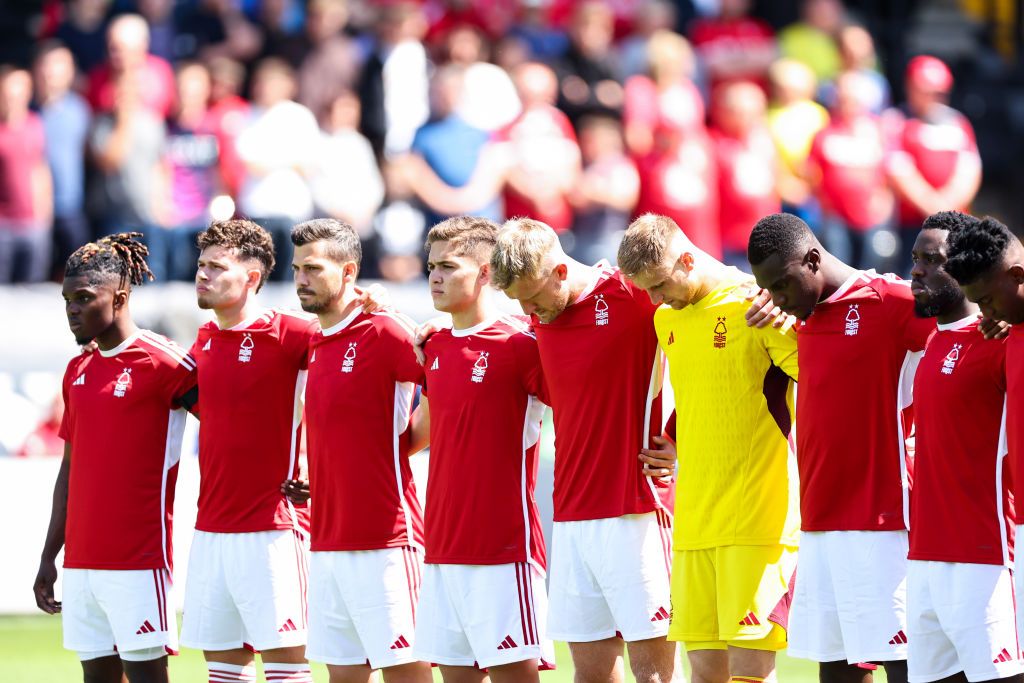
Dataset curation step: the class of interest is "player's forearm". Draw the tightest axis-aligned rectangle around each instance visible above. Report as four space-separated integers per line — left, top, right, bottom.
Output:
938 155 982 209
39 452 70 565
408 399 430 455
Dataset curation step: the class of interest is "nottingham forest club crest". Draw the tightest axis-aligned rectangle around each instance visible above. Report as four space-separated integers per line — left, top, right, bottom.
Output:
470 351 489 383
713 317 727 349
341 342 358 373
113 368 132 397
594 294 609 326
238 333 255 362
845 304 860 336
941 343 962 375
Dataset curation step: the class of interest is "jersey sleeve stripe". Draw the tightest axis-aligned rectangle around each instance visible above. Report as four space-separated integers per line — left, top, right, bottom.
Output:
140 332 197 370
501 314 536 339
374 310 418 336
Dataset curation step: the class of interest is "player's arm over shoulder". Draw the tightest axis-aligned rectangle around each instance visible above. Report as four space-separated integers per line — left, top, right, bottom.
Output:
880 279 933 352
373 311 424 384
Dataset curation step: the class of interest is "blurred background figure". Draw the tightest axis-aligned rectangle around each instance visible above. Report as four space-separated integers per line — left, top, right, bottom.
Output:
54 0 111 75
688 0 776 93
623 29 703 159
0 67 52 283
17 392 64 458
710 80 780 267
767 58 828 226
778 0 844 83
554 0 624 124
819 24 889 115
165 61 221 281
568 114 639 265
235 57 319 280
205 56 249 201
310 89 385 241
358 1 431 157
33 42 90 279
87 74 169 280
807 70 892 271
618 0 679 79
439 23 521 133
136 0 177 62
885 55 981 275
86 14 176 118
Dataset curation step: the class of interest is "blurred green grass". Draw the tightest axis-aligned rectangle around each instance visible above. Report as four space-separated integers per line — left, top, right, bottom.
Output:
0 613 860 682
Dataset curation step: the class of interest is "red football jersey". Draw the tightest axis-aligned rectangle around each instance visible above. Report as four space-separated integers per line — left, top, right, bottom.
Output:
910 317 1014 565
421 315 548 568
711 127 781 253
795 273 934 531
59 331 198 570
533 264 673 522
688 16 775 91
885 105 979 226
191 309 318 534
1005 325 1024 524
304 310 425 552
808 115 890 230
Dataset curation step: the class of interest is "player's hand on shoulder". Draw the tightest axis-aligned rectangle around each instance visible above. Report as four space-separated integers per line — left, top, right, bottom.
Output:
743 285 794 330
280 479 310 505
640 435 676 479
354 283 390 314
80 340 98 355
978 315 1010 340
33 561 61 614
413 316 450 365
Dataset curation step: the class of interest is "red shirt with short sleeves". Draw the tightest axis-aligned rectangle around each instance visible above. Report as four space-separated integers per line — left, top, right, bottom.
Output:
910 317 1014 565
808 115 890 230
533 264 673 522
711 127 780 253
304 310 425 552
492 105 579 232
421 315 548 568
1005 325 1024 524
885 105 979 226
59 331 198 570
795 273 933 531
688 16 775 91
0 112 46 223
191 309 318 534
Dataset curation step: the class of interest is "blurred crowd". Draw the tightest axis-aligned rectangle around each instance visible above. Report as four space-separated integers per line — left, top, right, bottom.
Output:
0 0 983 285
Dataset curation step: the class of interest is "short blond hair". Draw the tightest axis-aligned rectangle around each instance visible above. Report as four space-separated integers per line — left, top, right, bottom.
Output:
425 216 499 261
617 213 681 278
490 218 560 290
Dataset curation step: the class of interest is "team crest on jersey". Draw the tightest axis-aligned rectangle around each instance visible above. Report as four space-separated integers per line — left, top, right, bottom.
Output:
470 351 489 383
113 368 132 397
941 343 962 375
594 294 609 326
341 342 358 373
713 317 727 348
845 304 860 336
238 333 255 362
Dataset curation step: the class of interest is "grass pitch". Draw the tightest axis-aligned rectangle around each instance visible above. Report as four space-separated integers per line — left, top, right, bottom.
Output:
0 613 857 682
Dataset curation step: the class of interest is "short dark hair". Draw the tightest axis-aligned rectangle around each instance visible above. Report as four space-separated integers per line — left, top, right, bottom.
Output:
291 218 362 271
921 210 977 233
747 213 815 266
66 232 153 288
945 216 1015 285
425 216 499 259
198 219 276 291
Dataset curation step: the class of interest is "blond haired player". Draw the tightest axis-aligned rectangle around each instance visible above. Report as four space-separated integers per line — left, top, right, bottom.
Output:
617 214 799 683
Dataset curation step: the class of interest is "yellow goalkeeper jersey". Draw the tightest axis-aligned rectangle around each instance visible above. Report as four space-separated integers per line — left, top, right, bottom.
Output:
657 271 800 550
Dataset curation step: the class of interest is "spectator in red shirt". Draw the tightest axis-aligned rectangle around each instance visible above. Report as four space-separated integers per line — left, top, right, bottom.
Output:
0 67 53 283
710 80 780 266
885 55 981 276
85 14 177 118
623 29 704 159
688 0 776 93
808 71 893 271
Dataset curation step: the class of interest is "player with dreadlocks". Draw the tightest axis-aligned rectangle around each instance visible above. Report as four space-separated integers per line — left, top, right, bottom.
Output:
34 233 199 683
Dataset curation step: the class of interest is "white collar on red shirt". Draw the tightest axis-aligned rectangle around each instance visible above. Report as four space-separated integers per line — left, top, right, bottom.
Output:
451 315 501 338
98 330 142 357
936 314 979 332
571 259 613 305
823 269 874 304
320 307 363 337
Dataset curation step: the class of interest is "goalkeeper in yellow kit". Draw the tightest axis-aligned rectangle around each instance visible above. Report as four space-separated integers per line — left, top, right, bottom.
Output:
618 214 799 683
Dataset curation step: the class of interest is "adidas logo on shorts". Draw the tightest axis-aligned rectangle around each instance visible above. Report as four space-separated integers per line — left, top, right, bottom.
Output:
650 606 670 622
389 635 411 650
278 619 298 633
497 635 518 650
888 630 908 645
994 648 1015 664
739 612 761 627
135 620 156 635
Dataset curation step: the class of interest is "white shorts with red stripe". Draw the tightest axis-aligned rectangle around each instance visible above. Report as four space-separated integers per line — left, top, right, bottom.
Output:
306 547 423 669
548 511 673 642
62 567 177 659
789 530 909 664
413 562 555 669
181 530 309 652
908 560 1021 682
